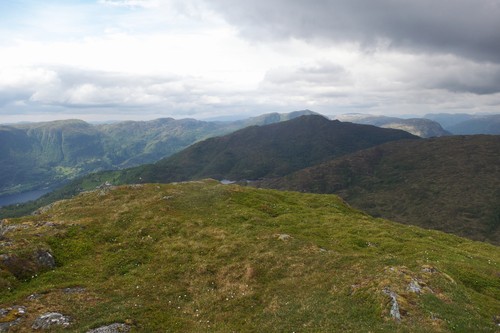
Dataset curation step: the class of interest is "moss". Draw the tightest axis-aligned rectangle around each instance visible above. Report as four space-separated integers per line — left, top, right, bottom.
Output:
0 307 23 323
0 181 499 332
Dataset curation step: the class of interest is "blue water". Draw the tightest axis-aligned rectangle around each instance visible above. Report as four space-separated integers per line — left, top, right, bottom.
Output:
0 188 52 207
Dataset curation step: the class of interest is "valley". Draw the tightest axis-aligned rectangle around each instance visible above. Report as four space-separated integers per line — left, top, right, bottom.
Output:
0 111 318 198
0 189 53 208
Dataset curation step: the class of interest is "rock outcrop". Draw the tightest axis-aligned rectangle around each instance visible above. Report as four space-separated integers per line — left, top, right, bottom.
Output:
32 312 71 330
86 323 131 333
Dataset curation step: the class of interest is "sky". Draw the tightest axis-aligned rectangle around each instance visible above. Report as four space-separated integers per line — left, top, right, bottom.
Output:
1 0 500 123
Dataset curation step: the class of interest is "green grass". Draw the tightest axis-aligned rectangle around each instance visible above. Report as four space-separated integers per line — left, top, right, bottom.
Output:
260 135 500 245
1 180 499 332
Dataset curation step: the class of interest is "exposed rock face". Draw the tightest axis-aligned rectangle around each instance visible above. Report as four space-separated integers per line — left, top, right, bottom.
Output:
86 323 131 333
382 288 401 321
0 306 26 332
34 250 56 269
0 220 22 239
0 220 6 238
32 312 71 330
0 250 56 279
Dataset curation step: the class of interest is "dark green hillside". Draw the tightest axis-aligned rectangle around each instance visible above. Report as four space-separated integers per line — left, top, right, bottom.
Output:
131 115 418 183
1 118 221 196
22 120 105 165
0 126 34 194
0 110 318 197
97 118 224 167
259 135 500 244
1 120 110 195
1 180 499 332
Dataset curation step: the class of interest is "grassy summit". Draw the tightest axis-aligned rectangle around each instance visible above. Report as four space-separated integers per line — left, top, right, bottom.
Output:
1 180 499 332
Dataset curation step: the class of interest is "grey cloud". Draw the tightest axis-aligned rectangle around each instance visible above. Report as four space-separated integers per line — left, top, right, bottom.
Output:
207 0 500 63
403 57 500 95
264 61 351 86
436 76 500 95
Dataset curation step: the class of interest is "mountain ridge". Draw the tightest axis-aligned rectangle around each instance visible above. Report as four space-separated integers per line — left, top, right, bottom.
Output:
0 110 317 197
134 115 419 184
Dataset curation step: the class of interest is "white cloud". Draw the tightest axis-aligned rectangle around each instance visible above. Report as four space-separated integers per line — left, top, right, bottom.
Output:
0 0 499 122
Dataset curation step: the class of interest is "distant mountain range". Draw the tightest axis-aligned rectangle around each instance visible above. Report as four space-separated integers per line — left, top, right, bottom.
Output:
0 115 417 217
335 114 450 138
258 135 500 244
336 112 500 136
446 115 500 135
425 113 500 135
3 110 498 197
0 110 318 196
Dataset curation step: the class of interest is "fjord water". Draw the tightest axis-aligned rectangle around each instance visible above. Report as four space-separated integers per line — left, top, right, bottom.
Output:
0 188 52 207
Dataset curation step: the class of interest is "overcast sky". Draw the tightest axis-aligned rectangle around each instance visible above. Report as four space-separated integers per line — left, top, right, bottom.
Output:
1 0 500 122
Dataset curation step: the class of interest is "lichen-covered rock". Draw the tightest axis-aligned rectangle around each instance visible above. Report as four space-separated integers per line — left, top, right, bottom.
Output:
0 220 23 239
32 312 71 330
62 286 86 294
26 293 42 300
0 249 56 279
421 265 438 273
86 323 131 333
277 233 291 241
34 250 56 269
32 203 56 216
0 306 26 332
382 288 401 321
407 279 423 294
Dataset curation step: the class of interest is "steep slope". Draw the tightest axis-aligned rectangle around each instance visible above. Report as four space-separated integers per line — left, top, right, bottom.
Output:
1 120 109 195
0 126 34 194
1 180 499 332
336 114 450 138
258 135 500 244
